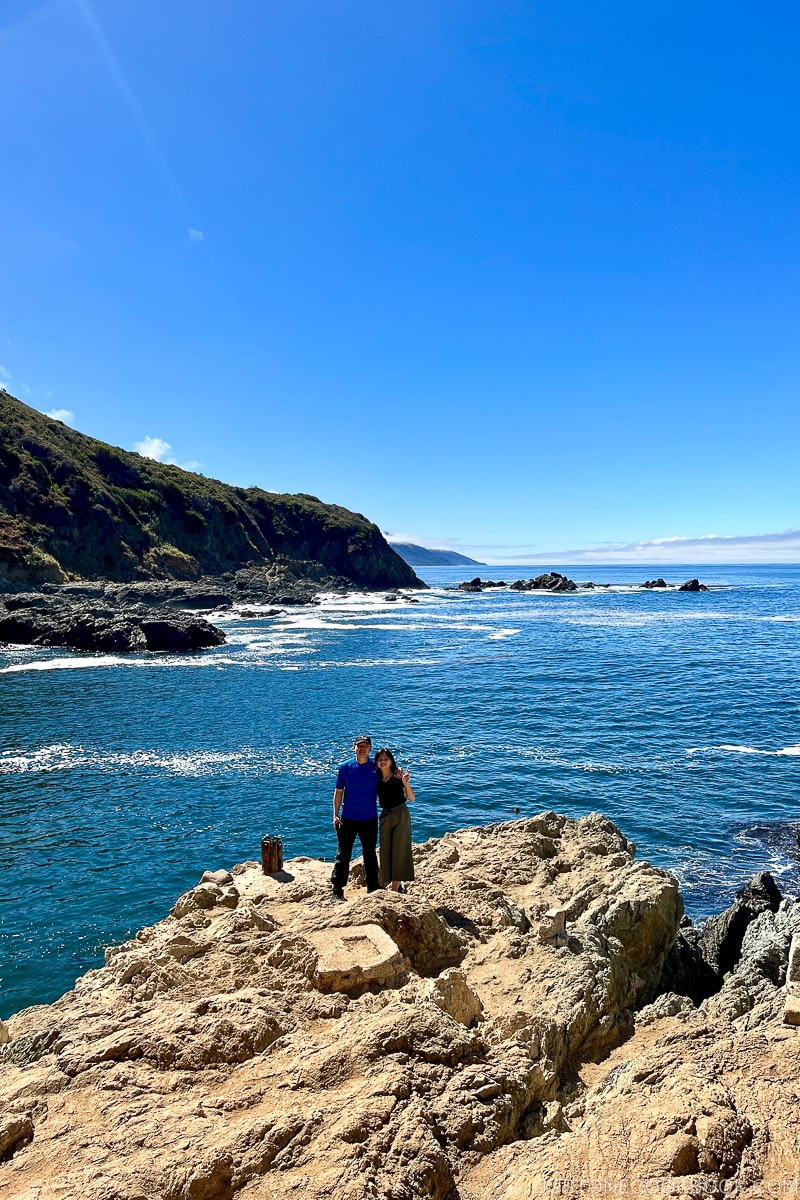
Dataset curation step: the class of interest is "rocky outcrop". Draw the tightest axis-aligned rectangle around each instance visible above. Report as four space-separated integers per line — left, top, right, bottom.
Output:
466 889 800 1200
456 578 507 592
0 563 430 653
0 812 684 1199
640 578 710 591
3 814 798 1199
0 590 226 651
0 391 422 589
510 572 577 593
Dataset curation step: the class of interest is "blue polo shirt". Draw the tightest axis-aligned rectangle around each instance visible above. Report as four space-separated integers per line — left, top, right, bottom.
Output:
336 757 379 821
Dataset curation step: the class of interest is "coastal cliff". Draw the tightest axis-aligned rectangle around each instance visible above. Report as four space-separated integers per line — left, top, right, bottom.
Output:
0 392 421 589
2 812 798 1199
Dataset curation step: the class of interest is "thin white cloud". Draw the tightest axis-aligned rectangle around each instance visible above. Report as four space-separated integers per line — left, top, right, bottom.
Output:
0 364 10 380
45 408 75 425
133 436 201 473
468 529 800 566
188 228 204 241
384 531 473 552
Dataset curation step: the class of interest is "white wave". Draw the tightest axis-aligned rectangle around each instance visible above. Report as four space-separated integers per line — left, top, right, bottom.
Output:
487 629 520 640
687 742 800 757
0 652 248 674
0 742 332 778
313 658 441 669
719 744 771 755
0 655 128 673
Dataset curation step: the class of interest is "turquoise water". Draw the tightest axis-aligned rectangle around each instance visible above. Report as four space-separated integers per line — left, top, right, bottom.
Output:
2 563 799 1018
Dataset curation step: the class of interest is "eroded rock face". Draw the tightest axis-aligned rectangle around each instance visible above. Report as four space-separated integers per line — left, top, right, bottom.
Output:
0 812 738 1200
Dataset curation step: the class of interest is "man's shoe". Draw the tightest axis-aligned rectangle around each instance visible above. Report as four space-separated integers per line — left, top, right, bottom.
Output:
331 887 345 903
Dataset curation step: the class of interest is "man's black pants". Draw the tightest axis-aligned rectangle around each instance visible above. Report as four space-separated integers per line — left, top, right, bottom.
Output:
331 816 379 892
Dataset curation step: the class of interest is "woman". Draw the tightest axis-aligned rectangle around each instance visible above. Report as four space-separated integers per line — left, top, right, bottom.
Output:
374 747 415 892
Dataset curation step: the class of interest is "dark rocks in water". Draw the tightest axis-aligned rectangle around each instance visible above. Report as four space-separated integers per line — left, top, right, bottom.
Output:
457 578 508 593
699 872 782 978
640 578 709 592
510 572 578 593
582 582 595 589
659 872 782 1004
0 557 427 653
138 618 223 652
234 607 281 619
0 592 225 653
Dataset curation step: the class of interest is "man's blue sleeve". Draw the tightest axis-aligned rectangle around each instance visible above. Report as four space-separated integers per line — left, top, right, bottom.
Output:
335 765 347 790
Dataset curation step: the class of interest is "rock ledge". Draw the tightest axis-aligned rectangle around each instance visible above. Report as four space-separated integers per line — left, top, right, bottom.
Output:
1 813 798 1200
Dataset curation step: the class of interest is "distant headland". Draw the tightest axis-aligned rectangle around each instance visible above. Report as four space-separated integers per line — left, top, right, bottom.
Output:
388 541 485 567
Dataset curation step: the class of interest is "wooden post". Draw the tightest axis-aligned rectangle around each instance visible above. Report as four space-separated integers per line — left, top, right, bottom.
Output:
261 835 284 875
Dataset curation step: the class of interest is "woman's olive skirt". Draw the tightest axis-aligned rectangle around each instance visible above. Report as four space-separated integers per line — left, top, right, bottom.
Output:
379 803 414 885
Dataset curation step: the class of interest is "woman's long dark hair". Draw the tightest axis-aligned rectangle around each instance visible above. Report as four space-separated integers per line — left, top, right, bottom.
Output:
374 747 397 775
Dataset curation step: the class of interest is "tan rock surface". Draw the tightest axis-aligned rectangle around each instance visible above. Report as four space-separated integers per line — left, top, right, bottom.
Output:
0 812 796 1200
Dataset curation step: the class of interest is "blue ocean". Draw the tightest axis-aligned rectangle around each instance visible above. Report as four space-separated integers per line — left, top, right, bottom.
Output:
2 563 799 1019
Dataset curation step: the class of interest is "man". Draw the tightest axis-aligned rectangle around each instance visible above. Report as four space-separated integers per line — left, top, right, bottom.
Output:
330 734 380 901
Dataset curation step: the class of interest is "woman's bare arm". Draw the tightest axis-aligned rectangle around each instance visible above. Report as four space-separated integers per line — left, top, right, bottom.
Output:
399 769 415 803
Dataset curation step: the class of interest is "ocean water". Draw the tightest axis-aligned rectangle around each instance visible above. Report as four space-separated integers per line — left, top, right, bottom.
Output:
2 563 799 1018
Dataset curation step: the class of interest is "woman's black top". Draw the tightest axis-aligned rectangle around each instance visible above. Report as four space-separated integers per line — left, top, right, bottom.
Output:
377 775 406 810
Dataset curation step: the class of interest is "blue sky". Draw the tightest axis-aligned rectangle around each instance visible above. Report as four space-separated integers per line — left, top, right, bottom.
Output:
1 1 799 563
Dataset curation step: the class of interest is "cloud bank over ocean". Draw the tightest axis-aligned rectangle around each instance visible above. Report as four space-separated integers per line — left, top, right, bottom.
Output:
401 529 800 566
476 529 800 566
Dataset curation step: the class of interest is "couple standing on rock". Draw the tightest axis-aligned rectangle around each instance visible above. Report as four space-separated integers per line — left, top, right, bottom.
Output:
330 734 416 902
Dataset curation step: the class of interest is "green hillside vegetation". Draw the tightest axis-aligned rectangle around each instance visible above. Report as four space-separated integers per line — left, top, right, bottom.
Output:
0 391 420 588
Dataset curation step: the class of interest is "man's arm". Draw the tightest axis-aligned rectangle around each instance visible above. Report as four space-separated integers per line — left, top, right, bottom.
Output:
333 787 344 829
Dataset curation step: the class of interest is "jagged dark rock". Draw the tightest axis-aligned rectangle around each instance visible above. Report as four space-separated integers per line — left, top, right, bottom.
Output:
510 572 578 593
699 872 782 978
679 578 709 592
641 578 668 589
0 591 225 652
658 872 783 1004
456 577 506 592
